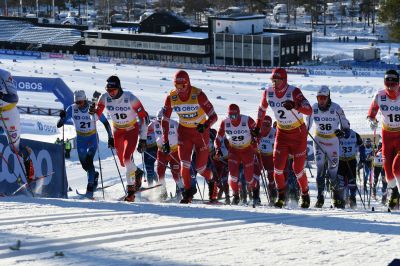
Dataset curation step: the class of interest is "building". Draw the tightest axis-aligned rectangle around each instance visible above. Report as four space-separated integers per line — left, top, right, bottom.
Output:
208 14 312 67
84 12 311 67
84 11 211 64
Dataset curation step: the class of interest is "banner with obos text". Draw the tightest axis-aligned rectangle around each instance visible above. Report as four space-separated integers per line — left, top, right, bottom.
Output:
0 136 68 198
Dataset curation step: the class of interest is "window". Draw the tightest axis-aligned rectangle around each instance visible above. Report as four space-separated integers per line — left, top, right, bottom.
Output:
286 47 290 54
282 48 285 55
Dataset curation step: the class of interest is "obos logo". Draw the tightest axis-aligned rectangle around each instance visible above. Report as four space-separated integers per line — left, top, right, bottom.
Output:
0 143 53 184
107 106 115 111
17 82 43 91
381 105 388 111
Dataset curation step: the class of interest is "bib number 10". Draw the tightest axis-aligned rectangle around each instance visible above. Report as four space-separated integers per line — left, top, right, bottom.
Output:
115 113 127 120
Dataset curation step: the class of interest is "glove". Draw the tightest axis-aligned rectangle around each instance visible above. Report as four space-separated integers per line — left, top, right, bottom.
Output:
251 127 260 137
89 103 96 115
282 100 296 110
137 139 147 153
334 129 345 138
196 123 208 133
56 119 64 128
162 141 170 154
368 117 378 130
108 137 114 148
59 110 66 119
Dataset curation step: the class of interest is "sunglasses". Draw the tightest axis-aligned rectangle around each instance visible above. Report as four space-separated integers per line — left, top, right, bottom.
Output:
385 80 399 87
106 87 119 93
75 100 85 105
229 114 238 120
317 95 328 101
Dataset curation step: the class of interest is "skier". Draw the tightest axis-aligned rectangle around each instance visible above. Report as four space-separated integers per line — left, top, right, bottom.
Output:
213 135 230 204
338 127 364 208
256 67 312 208
149 108 183 200
161 70 218 203
215 104 259 205
306 85 350 208
254 115 277 203
57 90 112 198
363 138 374 194
92 75 148 202
373 142 388 204
367 69 400 209
0 68 34 181
143 112 159 186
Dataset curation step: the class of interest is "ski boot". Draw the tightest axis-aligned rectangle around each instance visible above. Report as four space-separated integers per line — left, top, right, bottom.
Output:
349 195 357 209
93 171 99 191
300 191 310 209
124 185 136 202
224 183 230 205
134 168 144 191
232 194 240 205
314 194 324 208
252 187 261 206
332 190 345 209
159 187 168 201
388 187 399 210
268 185 277 204
180 188 194 204
208 180 219 203
372 187 377 200
85 183 94 199
274 190 286 208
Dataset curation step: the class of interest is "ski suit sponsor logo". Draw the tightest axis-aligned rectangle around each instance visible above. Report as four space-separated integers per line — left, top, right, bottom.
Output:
174 106 199 112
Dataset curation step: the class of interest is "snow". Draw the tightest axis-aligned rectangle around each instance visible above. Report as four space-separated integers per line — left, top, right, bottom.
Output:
1 40 400 265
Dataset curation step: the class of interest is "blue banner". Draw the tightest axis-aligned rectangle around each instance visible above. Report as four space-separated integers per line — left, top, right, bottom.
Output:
13 76 74 111
0 136 68 198
0 49 41 58
73 55 89 61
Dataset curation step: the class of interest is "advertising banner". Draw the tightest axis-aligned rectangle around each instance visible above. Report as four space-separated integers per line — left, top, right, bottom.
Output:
0 136 68 198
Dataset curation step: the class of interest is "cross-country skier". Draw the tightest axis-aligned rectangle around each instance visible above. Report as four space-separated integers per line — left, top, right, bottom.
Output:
57 90 112 198
161 70 218 203
372 142 387 204
92 75 148 202
367 69 400 209
0 68 34 181
254 115 277 204
215 104 259 205
143 112 159 186
306 85 350 208
256 67 312 208
148 108 183 200
338 127 364 208
363 138 374 193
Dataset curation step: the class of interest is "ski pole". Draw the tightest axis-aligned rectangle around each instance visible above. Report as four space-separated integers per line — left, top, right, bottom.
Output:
141 152 147 183
255 152 271 203
110 147 126 194
343 158 366 209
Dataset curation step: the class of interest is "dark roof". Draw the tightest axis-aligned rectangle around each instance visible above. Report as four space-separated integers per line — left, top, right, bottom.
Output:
139 11 190 34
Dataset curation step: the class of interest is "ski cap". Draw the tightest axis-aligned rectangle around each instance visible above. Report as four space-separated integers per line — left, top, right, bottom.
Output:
317 85 330 97
106 75 121 89
271 68 287 80
156 108 164 121
74 90 87 102
228 103 240 121
384 70 399 83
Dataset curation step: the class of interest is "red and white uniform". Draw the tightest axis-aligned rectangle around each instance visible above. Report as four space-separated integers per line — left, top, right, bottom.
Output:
148 118 182 187
96 91 147 185
215 114 257 195
162 86 217 190
257 85 312 194
368 89 400 189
